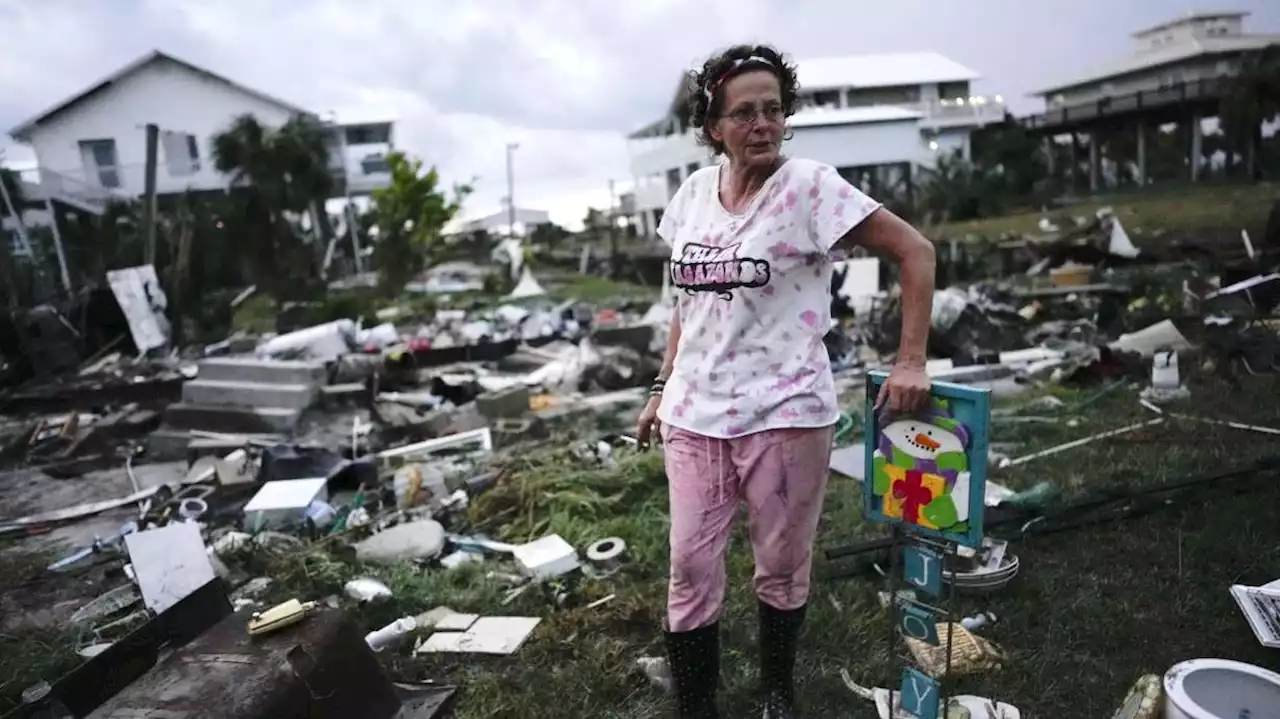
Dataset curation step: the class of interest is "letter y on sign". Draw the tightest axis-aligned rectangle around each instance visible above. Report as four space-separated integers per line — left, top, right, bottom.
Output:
899 668 941 719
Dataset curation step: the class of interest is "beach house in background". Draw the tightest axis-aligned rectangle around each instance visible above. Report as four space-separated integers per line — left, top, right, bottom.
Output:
6 50 395 215
623 51 1007 239
1024 11 1280 189
451 208 552 238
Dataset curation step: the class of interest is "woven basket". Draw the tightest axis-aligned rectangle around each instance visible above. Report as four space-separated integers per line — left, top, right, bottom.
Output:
904 623 1004 677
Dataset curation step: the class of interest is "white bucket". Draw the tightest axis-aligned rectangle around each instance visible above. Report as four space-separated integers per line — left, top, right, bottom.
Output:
1163 658 1280 719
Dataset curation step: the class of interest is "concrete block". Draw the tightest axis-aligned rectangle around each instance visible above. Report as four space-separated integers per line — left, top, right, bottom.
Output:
164 403 300 433
475 386 530 419
197 357 326 385
182 379 317 410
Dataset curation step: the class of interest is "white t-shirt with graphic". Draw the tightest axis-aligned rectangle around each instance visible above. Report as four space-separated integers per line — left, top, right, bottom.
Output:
656 158 881 439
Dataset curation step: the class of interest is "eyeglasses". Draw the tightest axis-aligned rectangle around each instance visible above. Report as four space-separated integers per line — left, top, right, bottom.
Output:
724 103 785 127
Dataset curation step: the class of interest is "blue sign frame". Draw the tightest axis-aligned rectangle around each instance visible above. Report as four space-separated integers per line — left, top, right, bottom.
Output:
862 371 991 549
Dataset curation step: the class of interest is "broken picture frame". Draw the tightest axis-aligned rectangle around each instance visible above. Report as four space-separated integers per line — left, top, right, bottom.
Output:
862 371 991 549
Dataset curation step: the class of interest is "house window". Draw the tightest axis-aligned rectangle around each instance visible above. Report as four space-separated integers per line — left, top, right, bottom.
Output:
812 90 841 108
360 153 389 175
162 132 201 177
666 168 682 199
939 81 971 102
79 139 120 189
686 162 700 179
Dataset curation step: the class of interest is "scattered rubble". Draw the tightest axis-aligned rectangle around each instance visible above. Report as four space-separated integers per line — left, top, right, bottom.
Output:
0 202 1277 715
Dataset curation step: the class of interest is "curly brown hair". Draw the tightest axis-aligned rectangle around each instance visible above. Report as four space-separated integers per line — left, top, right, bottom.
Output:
686 44 800 155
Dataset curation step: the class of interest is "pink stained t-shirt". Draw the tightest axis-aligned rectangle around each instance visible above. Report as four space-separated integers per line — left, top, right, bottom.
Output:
655 158 881 439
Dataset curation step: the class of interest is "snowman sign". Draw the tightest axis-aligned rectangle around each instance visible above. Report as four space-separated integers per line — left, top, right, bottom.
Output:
863 372 990 549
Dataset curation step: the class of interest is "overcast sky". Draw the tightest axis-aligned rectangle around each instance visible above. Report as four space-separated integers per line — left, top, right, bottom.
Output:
2 0 1277 228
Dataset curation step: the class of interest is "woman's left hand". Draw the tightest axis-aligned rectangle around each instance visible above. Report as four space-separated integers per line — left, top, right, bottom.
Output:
875 360 932 414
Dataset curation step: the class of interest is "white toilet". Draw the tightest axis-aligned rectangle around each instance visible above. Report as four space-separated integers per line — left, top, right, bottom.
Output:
1164 659 1280 719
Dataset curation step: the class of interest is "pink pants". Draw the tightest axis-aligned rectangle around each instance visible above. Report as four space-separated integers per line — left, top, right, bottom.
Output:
662 423 834 632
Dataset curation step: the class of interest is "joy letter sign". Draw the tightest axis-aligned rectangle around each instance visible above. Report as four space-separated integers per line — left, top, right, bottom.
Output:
863 371 992 719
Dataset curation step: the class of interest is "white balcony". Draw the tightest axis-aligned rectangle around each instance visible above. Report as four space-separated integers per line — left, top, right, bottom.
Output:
332 153 392 196
25 155 388 209
629 176 671 213
912 97 1007 129
17 167 125 215
326 121 395 197
799 96 1007 130
627 130 704 180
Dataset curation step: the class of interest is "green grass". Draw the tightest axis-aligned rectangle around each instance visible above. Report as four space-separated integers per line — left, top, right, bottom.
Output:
272 372 1280 718
938 181 1278 238
230 293 278 334
545 276 658 304
0 546 82 714
5 373 1280 717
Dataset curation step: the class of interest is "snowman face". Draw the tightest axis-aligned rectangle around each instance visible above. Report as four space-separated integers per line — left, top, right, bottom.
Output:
883 419 964 460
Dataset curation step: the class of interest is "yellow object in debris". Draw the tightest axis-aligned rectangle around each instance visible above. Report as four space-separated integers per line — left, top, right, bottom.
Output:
529 394 554 411
248 598 317 636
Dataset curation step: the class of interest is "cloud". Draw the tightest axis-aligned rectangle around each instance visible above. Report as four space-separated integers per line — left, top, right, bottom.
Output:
2 0 1278 229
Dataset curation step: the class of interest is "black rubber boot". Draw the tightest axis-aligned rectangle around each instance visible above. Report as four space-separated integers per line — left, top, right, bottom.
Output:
664 622 720 718
759 600 806 719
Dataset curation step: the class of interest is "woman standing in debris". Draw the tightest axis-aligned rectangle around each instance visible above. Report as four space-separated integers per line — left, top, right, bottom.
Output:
634 43 936 718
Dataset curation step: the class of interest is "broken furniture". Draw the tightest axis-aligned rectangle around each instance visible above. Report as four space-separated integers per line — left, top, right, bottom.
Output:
81 607 407 719
52 578 235 717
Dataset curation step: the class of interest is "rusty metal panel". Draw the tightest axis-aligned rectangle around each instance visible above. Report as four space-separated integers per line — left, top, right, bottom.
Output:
88 608 401 719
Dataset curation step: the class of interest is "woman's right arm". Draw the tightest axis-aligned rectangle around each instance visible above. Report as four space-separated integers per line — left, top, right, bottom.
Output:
636 304 680 448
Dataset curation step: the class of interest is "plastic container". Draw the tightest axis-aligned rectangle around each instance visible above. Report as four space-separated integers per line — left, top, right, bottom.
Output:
364 616 417 653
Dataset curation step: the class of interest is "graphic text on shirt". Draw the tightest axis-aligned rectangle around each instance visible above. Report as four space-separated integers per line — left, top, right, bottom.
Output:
670 242 772 300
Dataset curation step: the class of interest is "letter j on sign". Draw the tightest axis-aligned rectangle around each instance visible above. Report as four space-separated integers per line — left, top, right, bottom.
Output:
903 544 943 598
899 668 941 719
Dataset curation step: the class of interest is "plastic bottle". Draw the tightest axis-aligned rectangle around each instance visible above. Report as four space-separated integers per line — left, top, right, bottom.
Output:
364 616 417 652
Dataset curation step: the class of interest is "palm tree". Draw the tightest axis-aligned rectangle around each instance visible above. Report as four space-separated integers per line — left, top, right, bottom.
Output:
919 151 989 224
212 113 334 298
369 152 468 293
1219 44 1280 179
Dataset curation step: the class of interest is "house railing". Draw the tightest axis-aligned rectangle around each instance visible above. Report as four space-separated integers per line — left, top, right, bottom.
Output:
25 167 122 215
1023 78 1227 130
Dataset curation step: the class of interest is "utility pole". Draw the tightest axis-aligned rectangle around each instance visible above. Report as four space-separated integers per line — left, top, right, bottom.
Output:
142 123 159 266
607 179 619 280
42 196 72 298
505 142 519 239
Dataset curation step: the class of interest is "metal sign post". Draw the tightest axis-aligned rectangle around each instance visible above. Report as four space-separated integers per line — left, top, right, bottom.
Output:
863 371 992 719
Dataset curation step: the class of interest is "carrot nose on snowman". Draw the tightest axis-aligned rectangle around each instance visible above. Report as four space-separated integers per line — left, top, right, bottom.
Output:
914 433 939 450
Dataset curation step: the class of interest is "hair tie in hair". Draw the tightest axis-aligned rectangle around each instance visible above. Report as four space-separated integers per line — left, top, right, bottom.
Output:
703 55 777 105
